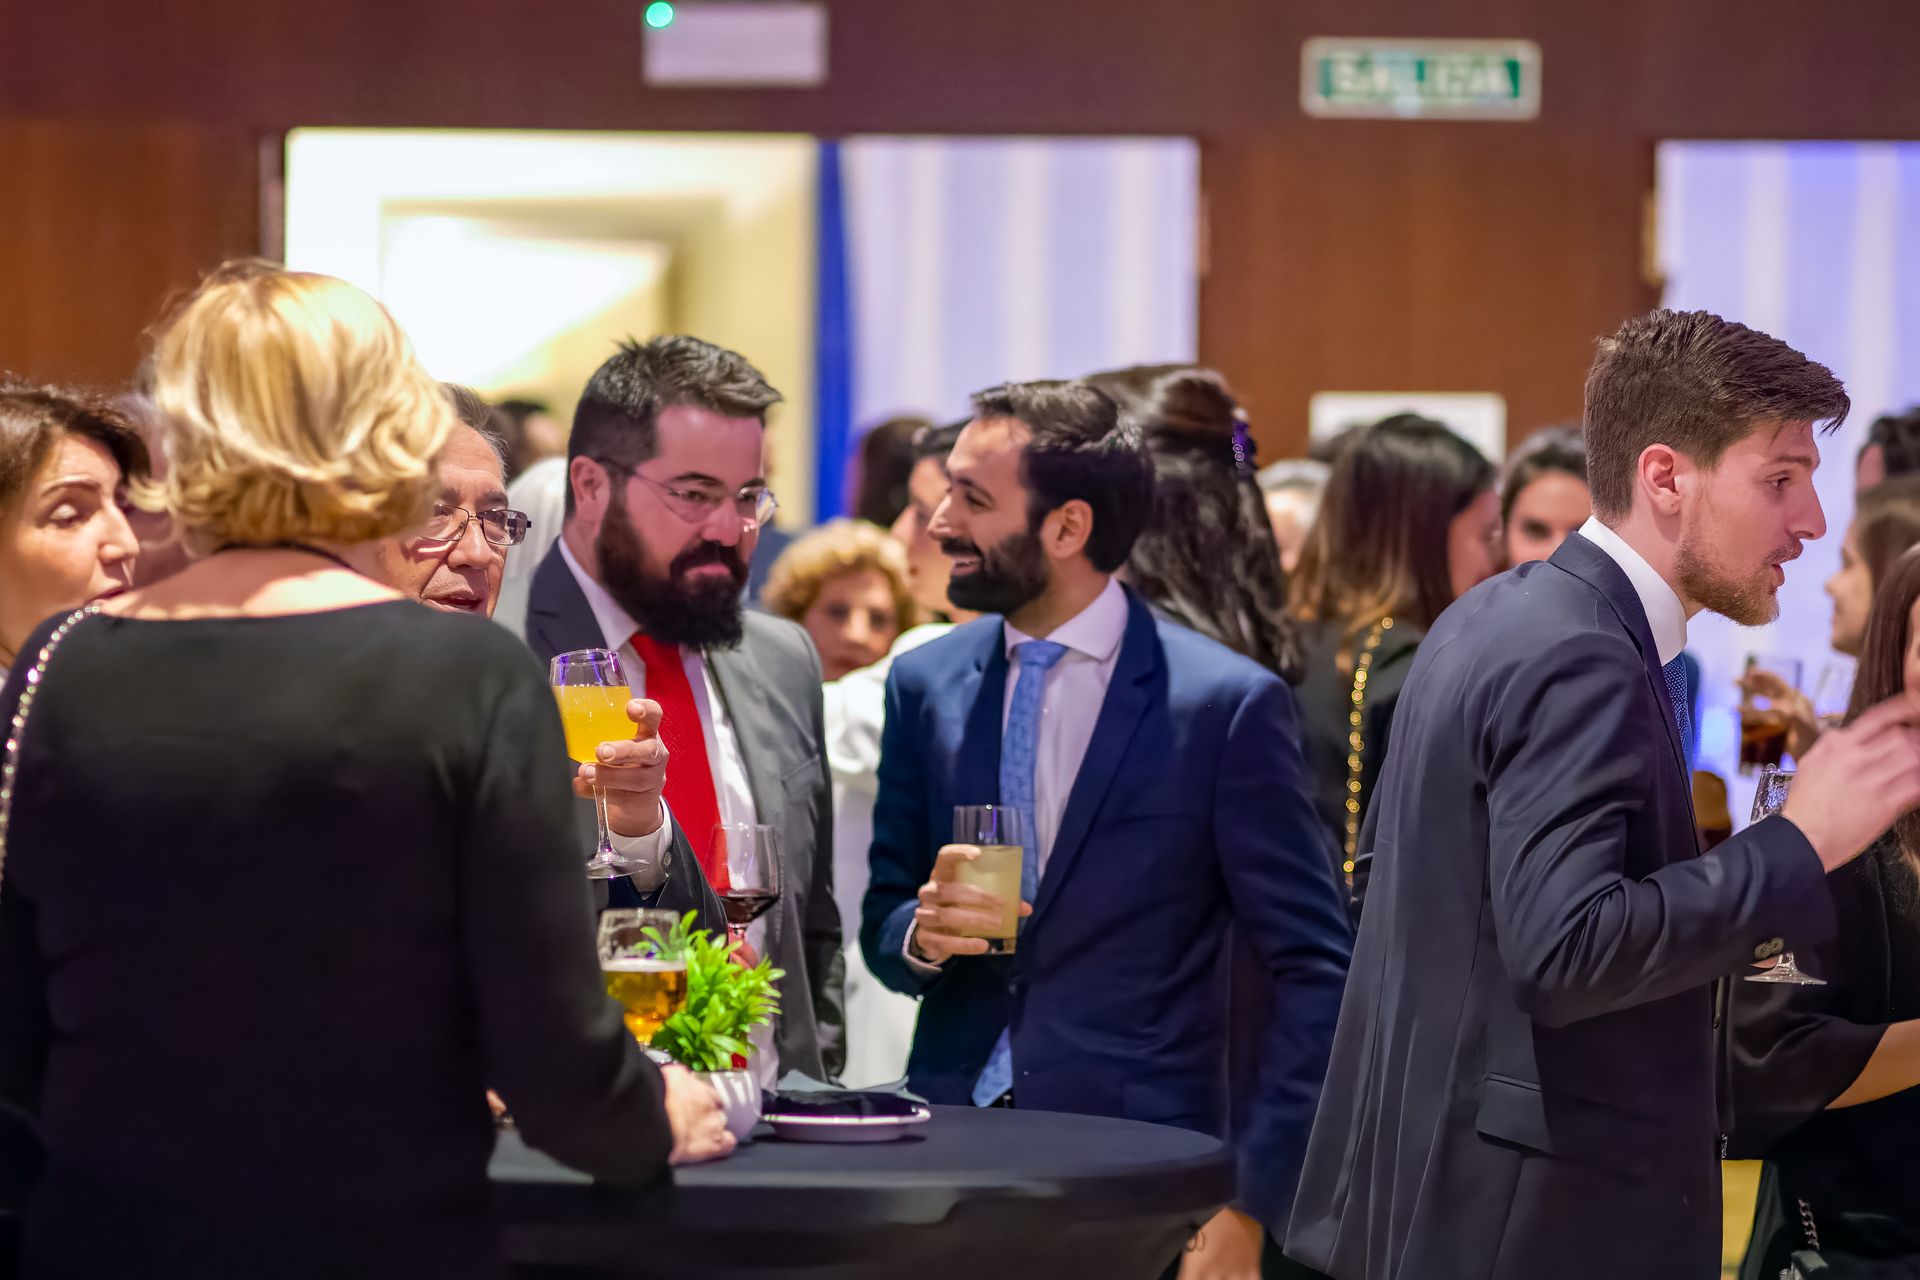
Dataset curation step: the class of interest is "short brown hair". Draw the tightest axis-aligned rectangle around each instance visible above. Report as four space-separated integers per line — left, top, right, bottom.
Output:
566 335 782 516
761 519 919 632
1583 309 1850 520
969 379 1153 574
0 381 151 516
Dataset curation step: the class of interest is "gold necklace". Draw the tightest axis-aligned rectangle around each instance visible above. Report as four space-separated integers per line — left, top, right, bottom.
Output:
1343 617 1393 886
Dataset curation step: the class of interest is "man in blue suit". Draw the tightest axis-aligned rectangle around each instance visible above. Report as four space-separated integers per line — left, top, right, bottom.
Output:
1285 310 1920 1280
861 380 1352 1277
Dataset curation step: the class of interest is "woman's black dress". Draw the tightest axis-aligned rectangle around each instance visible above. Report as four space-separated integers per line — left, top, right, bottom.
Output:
1732 836 1920 1275
0 603 671 1278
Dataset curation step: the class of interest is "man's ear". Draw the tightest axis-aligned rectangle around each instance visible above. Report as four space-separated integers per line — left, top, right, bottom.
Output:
1041 499 1095 564
569 455 609 522
1638 443 1685 518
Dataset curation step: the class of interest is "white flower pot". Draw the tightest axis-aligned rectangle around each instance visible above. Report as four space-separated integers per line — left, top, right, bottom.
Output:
698 1068 762 1143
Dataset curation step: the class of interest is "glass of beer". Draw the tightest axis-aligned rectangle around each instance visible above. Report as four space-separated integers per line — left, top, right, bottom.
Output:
1739 653 1803 775
1743 767 1825 986
952 805 1026 955
550 648 639 879
598 909 690 1045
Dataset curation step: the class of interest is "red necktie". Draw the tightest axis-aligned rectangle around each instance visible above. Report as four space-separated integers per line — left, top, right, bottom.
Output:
629 632 729 891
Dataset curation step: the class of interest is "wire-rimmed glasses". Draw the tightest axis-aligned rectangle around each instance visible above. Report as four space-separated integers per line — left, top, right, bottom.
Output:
597 459 777 531
419 502 531 548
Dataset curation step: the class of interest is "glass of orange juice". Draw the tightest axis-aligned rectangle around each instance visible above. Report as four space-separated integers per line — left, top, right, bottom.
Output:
550 648 638 879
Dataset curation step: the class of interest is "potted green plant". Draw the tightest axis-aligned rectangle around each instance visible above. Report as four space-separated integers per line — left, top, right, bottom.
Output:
644 914 783 1142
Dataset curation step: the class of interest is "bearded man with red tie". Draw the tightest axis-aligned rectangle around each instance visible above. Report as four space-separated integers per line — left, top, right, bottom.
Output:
518 335 843 1085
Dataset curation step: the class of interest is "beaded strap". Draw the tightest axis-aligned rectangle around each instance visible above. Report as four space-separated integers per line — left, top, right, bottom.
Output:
1341 617 1393 887
0 604 102 901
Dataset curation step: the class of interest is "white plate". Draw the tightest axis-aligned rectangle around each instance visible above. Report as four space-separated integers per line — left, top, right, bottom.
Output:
762 1104 933 1143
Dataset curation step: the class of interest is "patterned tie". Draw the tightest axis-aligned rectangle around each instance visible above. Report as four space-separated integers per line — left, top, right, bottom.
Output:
629 631 729 890
1662 655 1693 766
972 639 1068 1107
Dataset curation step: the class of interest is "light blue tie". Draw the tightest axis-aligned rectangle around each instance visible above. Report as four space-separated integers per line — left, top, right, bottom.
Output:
1662 655 1693 765
971 639 1068 1107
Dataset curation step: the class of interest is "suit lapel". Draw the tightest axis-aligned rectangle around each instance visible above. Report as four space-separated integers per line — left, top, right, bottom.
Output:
1549 532 1693 788
525 542 613 661
1029 595 1160 927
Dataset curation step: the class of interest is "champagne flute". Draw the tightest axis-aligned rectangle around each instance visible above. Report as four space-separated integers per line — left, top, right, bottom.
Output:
711 822 781 951
550 648 639 879
1744 765 1825 986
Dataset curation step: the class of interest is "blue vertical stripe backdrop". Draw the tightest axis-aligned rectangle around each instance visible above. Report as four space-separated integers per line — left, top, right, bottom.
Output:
813 139 854 521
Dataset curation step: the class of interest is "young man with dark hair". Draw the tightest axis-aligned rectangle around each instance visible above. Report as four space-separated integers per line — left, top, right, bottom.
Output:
521 335 844 1085
1287 310 1920 1280
863 380 1351 1278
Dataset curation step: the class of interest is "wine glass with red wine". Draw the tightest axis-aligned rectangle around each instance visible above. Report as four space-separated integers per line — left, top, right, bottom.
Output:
711 823 781 950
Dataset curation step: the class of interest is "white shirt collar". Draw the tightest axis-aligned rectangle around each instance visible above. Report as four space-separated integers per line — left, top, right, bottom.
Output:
557 535 642 654
1002 576 1129 663
1577 517 1688 666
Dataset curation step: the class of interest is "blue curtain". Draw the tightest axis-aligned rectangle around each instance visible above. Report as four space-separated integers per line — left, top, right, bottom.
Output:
812 139 853 522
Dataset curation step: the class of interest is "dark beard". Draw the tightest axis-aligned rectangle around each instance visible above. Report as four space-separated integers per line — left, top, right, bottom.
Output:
942 530 1049 617
596 499 747 650
1674 529 1782 627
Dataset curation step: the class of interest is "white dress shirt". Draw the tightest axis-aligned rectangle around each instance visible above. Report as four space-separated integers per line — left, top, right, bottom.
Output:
557 538 774 1083
1578 517 1689 664
906 577 1129 971
998 576 1130 871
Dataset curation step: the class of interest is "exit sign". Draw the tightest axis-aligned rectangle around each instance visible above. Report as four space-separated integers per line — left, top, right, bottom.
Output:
1302 38 1541 121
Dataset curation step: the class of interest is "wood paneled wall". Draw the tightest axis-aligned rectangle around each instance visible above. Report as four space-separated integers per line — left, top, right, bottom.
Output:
3 0 1915 451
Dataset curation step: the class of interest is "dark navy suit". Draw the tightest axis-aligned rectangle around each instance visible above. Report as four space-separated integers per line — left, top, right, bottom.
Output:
1285 532 1840 1279
860 589 1352 1234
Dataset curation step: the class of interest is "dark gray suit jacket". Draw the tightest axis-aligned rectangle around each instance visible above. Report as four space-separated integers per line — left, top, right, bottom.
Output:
1284 532 1840 1280
517 542 845 1081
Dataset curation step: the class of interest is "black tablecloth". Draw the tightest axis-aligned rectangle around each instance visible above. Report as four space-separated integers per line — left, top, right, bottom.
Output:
490 1104 1234 1280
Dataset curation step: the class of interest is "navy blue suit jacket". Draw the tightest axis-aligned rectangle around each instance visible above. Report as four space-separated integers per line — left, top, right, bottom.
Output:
1285 532 1841 1280
860 589 1352 1234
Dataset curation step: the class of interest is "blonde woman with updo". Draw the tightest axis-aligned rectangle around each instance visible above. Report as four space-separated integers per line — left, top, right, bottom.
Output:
0 264 727 1280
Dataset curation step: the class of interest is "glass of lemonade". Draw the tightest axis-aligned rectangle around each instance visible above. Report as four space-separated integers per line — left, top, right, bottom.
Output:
598 909 690 1045
550 648 640 879
952 805 1026 954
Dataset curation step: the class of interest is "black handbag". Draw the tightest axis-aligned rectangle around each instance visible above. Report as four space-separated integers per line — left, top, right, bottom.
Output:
1783 1199 1920 1279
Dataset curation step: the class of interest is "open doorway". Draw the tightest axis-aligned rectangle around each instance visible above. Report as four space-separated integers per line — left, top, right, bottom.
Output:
283 128 1201 526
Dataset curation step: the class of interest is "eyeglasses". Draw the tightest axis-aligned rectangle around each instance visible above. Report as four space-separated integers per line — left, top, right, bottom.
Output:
419 503 531 548
599 459 778 531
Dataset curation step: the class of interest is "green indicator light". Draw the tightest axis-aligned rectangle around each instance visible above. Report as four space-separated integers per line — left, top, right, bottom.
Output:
645 2 675 29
